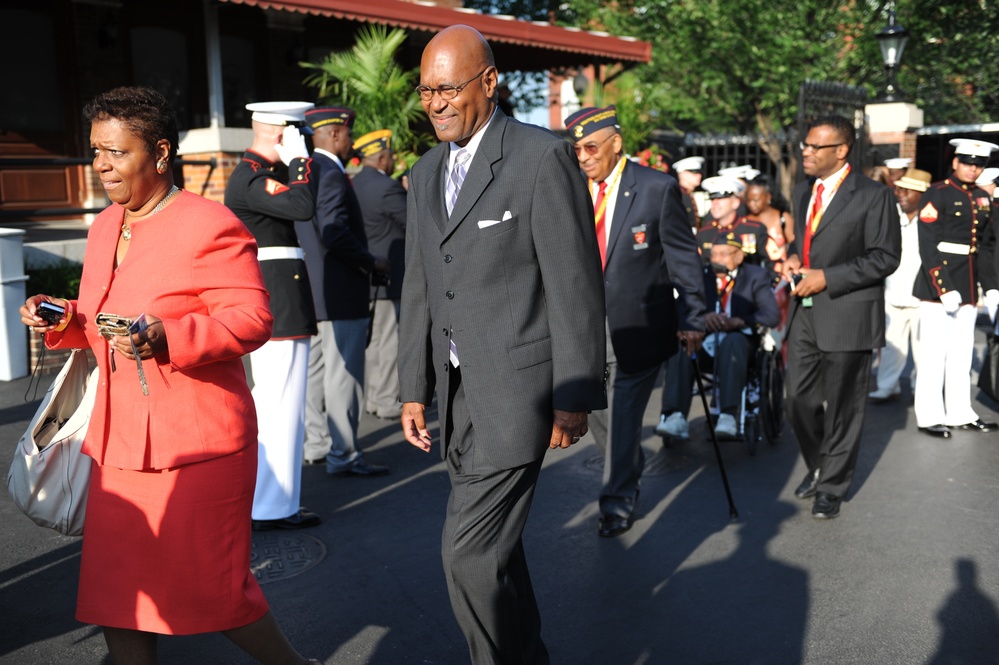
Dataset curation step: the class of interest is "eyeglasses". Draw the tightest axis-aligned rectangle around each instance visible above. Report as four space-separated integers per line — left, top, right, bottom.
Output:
573 134 615 157
415 69 488 102
799 141 844 153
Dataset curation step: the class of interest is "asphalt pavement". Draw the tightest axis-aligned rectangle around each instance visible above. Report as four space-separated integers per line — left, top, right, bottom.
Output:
2 327 999 664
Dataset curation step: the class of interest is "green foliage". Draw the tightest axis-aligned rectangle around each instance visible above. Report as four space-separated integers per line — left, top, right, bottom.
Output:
26 260 82 300
300 25 430 155
469 0 998 130
891 0 999 125
587 1 995 130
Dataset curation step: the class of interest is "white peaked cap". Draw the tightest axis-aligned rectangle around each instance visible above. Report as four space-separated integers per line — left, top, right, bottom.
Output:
245 101 315 125
673 156 705 172
884 157 912 169
949 138 999 158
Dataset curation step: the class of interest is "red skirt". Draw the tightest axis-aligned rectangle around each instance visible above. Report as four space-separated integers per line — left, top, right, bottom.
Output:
76 447 268 634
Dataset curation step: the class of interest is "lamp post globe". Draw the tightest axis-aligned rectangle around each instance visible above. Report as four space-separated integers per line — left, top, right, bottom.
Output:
876 9 909 102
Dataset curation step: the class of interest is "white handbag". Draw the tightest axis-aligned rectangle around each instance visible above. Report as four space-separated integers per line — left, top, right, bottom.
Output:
7 349 99 536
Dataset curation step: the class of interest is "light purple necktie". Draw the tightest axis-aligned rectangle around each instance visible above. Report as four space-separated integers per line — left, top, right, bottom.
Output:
445 148 469 366
445 148 470 217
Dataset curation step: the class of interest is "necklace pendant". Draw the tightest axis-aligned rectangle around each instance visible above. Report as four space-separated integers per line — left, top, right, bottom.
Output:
122 224 131 241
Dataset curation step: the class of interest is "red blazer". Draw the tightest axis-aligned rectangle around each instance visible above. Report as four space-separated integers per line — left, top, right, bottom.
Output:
49 191 273 470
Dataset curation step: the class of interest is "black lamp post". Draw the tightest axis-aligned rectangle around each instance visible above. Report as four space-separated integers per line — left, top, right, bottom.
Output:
876 9 909 102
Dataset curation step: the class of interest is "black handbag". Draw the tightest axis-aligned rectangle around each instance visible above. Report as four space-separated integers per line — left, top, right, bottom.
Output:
978 333 999 402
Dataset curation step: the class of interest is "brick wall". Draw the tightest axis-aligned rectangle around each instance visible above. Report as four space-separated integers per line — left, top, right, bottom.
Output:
27 335 96 377
181 151 243 205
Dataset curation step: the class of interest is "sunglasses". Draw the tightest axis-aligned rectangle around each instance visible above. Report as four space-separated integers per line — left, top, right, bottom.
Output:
573 134 615 157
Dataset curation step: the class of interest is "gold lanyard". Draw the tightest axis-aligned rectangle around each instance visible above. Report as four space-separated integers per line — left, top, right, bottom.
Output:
809 164 851 233
590 158 627 226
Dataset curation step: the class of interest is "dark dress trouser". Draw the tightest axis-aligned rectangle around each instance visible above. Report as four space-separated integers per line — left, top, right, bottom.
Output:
442 366 550 665
662 333 752 416
588 329 660 520
784 306 872 499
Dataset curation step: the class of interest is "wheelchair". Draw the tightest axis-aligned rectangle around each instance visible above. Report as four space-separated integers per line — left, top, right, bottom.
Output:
740 328 785 454
698 326 785 455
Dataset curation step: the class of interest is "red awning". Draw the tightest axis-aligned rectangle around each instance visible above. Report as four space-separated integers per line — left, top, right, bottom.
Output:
218 0 651 67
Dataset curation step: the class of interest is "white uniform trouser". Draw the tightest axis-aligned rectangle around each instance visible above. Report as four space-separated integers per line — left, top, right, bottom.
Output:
914 302 979 428
364 299 401 417
249 337 310 520
876 303 920 393
303 319 366 469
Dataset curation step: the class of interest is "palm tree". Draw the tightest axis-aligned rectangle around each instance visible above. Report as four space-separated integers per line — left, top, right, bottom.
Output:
301 25 428 159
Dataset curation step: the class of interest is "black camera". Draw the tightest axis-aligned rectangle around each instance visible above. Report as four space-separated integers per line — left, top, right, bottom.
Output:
37 301 66 325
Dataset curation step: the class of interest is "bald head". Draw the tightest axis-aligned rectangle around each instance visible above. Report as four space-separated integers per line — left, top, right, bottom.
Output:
424 25 495 72
419 25 498 146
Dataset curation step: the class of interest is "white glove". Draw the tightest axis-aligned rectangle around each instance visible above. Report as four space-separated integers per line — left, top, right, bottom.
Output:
985 290 999 322
940 290 962 316
275 126 309 165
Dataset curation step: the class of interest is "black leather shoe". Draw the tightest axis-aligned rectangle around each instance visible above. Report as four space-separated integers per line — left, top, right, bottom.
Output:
794 469 820 500
811 492 841 520
957 419 999 432
252 507 321 531
329 458 390 477
597 513 632 538
918 425 952 439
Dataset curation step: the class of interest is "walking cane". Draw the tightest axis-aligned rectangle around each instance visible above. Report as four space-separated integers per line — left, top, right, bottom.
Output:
690 351 739 521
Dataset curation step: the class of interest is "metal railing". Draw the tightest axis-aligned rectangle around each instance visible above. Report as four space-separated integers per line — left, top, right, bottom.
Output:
0 156 217 219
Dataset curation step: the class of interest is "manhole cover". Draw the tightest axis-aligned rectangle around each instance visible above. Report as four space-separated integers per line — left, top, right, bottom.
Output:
250 532 326 585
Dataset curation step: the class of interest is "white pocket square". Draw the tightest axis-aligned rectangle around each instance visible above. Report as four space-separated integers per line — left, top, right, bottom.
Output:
478 211 513 229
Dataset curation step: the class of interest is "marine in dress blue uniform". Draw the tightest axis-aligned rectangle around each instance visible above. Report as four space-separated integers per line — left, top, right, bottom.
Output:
696 176 775 275
912 138 999 437
224 101 320 528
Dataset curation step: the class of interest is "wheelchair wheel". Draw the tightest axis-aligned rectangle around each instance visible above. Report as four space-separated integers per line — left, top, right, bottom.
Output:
760 349 785 445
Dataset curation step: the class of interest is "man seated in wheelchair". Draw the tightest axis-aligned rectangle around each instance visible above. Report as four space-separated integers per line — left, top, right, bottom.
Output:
660 233 780 440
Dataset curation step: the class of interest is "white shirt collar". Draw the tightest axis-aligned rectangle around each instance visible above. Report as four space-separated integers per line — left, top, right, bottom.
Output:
816 162 850 190
315 147 344 172
449 107 498 169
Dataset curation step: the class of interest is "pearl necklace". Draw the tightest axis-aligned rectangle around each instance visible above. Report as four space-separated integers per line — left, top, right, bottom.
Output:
122 186 180 240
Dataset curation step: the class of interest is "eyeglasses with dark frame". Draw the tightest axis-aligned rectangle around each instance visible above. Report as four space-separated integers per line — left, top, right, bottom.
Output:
799 141 845 153
415 69 488 102
573 134 615 157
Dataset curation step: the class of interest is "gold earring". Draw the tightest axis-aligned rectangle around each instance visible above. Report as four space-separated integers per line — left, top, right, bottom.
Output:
157 160 167 172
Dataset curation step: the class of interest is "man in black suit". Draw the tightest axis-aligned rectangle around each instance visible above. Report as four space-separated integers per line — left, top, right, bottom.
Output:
565 105 707 538
400 25 606 664
352 129 407 420
782 115 900 519
296 106 389 476
661 233 780 439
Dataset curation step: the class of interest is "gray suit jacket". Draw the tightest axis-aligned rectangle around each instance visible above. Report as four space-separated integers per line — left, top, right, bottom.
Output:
787 170 900 351
399 111 607 469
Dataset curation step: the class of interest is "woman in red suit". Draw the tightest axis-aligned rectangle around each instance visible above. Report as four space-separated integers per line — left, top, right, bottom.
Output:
21 87 320 664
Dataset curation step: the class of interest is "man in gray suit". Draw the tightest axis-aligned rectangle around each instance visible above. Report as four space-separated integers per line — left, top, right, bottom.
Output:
783 115 900 519
399 25 606 664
